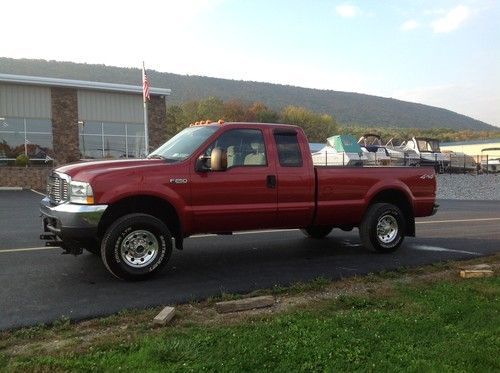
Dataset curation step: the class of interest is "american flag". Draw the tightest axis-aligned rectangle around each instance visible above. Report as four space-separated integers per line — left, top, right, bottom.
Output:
142 65 151 102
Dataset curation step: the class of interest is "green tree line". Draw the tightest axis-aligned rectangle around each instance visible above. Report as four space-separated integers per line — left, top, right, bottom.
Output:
166 97 500 144
166 97 337 142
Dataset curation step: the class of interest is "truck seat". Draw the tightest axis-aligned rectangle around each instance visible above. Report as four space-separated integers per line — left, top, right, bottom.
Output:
227 146 236 167
244 142 266 165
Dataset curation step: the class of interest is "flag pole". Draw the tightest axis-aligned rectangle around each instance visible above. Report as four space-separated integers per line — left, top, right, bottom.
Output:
142 61 150 156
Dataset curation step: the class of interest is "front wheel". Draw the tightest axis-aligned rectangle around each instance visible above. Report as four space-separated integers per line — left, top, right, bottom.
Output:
101 213 173 280
360 203 405 253
301 226 333 239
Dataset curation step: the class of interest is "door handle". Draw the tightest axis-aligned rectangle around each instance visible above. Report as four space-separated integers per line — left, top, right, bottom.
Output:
267 175 277 189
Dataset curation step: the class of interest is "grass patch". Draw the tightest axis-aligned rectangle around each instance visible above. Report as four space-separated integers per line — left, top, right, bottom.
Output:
1 257 499 371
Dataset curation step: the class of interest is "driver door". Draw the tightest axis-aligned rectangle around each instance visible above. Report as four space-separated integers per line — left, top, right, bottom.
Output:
189 128 278 233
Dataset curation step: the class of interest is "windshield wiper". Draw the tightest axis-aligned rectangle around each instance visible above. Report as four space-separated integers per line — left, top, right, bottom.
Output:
147 154 166 160
147 154 179 162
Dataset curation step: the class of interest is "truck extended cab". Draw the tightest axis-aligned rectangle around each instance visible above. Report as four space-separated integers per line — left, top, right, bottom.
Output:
40 122 438 280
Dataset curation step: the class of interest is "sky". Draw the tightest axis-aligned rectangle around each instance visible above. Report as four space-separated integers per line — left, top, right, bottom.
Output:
2 0 499 127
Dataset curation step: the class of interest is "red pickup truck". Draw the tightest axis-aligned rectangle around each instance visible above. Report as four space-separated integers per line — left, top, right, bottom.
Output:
40 122 438 280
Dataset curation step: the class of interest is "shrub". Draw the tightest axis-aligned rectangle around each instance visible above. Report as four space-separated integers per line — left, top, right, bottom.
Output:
15 154 30 167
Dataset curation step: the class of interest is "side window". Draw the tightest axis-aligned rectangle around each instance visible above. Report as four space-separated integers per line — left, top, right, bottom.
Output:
204 129 267 167
274 131 303 167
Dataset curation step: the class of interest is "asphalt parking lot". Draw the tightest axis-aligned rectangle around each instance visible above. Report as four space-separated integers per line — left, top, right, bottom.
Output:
1 190 499 330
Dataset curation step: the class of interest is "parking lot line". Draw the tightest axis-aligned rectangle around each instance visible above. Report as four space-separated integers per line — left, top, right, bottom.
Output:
30 189 46 197
416 217 500 224
0 247 59 254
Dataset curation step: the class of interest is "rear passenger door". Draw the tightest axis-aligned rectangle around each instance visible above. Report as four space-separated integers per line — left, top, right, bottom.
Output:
190 128 278 232
273 130 315 227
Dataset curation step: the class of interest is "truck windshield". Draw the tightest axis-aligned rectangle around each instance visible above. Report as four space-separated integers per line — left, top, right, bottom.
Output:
148 126 219 161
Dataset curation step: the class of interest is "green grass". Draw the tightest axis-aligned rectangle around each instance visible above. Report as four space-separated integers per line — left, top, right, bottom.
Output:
2 276 499 372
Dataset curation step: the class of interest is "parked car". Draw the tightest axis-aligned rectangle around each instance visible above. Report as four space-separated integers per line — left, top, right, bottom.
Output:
40 122 438 280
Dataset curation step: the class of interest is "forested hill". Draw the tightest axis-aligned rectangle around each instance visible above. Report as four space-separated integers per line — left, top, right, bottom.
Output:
0 57 494 130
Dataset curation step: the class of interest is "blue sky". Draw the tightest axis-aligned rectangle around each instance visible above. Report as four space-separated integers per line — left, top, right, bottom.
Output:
2 0 499 126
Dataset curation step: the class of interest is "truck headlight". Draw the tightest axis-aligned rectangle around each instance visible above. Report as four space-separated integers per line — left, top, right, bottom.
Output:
69 181 94 204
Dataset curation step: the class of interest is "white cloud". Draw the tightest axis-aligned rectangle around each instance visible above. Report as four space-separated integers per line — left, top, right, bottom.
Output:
401 20 419 31
431 5 471 33
336 4 359 18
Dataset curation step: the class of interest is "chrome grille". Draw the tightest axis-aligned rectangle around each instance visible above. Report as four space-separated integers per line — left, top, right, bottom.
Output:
47 173 69 204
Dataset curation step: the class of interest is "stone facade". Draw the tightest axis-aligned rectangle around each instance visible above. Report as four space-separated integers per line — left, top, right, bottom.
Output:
51 88 80 164
148 95 168 150
0 167 50 191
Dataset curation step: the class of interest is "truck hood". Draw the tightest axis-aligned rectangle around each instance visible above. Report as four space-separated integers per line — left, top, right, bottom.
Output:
56 159 169 180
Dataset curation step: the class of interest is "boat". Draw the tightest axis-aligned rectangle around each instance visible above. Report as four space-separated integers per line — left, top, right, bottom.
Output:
441 150 477 173
384 138 420 166
399 137 449 172
311 134 366 166
480 148 500 173
357 134 391 166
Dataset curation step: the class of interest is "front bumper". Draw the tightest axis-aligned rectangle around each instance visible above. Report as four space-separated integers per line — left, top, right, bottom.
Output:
40 197 108 244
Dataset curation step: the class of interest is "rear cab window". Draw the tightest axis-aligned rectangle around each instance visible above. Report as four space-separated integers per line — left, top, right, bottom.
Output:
273 131 303 167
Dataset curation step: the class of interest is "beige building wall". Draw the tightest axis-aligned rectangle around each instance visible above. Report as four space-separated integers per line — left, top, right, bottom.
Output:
441 141 500 157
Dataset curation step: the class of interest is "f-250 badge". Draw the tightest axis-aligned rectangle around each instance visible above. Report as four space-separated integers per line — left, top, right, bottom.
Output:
170 178 188 184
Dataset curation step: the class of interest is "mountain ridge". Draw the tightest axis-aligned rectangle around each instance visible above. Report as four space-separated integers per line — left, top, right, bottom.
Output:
0 57 494 131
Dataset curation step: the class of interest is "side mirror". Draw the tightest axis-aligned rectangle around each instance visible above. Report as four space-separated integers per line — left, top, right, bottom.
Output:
210 147 227 171
195 156 210 172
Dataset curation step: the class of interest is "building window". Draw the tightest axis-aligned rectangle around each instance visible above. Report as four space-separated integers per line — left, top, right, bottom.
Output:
0 117 53 161
79 121 145 159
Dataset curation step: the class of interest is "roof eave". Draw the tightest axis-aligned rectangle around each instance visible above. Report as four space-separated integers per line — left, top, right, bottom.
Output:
0 73 171 96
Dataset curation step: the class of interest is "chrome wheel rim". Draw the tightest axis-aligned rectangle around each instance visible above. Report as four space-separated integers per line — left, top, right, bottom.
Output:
376 214 398 244
120 230 158 268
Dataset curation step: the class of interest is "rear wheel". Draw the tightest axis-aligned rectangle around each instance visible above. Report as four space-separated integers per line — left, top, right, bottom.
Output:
360 203 405 253
101 213 172 280
301 226 333 239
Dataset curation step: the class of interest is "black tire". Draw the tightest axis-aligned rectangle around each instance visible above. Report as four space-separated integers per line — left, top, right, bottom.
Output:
101 213 172 280
301 226 333 239
360 203 405 253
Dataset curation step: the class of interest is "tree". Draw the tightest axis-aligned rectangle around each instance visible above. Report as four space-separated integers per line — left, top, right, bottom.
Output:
165 105 185 138
280 106 338 142
223 99 249 122
249 102 279 123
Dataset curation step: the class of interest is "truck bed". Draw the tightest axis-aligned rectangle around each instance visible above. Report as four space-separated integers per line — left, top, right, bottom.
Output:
313 166 436 226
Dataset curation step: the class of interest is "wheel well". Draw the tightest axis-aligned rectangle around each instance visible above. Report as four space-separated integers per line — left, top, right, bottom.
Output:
98 195 181 240
369 189 415 237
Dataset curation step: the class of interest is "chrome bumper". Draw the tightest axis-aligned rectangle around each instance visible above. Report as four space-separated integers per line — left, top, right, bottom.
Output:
40 197 108 235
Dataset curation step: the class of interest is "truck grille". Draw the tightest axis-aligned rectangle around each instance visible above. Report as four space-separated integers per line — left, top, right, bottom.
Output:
47 173 69 204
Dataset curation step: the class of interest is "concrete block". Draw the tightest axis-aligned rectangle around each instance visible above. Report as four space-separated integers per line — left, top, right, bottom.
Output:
460 270 494 279
216 295 275 314
153 306 176 326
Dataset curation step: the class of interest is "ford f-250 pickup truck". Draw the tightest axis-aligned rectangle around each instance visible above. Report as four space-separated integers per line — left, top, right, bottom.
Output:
40 122 438 280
